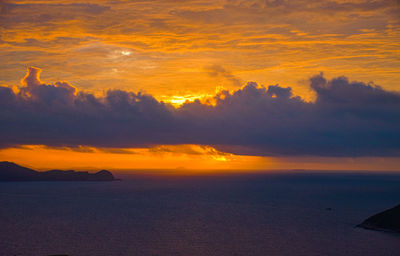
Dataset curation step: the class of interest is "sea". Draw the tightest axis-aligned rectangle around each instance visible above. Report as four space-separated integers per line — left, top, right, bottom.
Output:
0 171 399 256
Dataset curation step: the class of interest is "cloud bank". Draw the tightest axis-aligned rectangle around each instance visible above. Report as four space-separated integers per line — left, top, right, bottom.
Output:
1 67 399 157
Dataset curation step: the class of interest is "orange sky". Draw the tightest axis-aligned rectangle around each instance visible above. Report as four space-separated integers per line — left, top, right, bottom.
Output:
0 0 399 172
1 145 400 172
1 0 399 100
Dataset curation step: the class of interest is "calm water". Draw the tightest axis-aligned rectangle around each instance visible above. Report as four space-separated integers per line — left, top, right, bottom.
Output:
0 171 399 256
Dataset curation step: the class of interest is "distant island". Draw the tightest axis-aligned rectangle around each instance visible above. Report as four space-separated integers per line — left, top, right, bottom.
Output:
0 161 116 181
357 204 400 233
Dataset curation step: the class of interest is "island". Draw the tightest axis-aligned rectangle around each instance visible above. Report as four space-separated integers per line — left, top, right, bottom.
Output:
0 161 116 181
357 204 400 233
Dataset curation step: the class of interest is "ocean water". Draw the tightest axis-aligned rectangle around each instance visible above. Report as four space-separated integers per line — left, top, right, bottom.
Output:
0 171 399 256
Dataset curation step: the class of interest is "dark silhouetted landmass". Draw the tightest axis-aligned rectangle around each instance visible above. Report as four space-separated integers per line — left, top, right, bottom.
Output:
357 204 400 233
0 161 115 181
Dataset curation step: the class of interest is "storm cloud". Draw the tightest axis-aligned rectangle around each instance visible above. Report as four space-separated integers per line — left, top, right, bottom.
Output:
0 67 399 157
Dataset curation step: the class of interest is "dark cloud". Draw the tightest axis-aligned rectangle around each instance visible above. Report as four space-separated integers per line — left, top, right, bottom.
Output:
0 67 399 157
19 67 76 105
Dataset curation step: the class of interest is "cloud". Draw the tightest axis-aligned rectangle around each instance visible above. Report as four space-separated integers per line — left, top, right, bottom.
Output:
206 64 242 86
19 66 76 105
1 0 398 99
0 67 399 157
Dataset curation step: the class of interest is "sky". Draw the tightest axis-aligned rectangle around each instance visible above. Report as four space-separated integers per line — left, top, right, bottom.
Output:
0 0 399 171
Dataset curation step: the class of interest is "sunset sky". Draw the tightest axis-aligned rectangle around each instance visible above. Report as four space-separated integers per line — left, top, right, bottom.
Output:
0 0 399 171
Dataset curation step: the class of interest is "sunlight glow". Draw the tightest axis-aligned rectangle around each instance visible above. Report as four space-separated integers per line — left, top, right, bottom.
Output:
159 94 214 106
121 51 131 56
1 144 399 173
0 144 269 172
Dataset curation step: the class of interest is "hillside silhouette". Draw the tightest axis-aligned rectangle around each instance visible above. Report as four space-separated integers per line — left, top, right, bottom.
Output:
0 161 115 181
357 204 400 233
